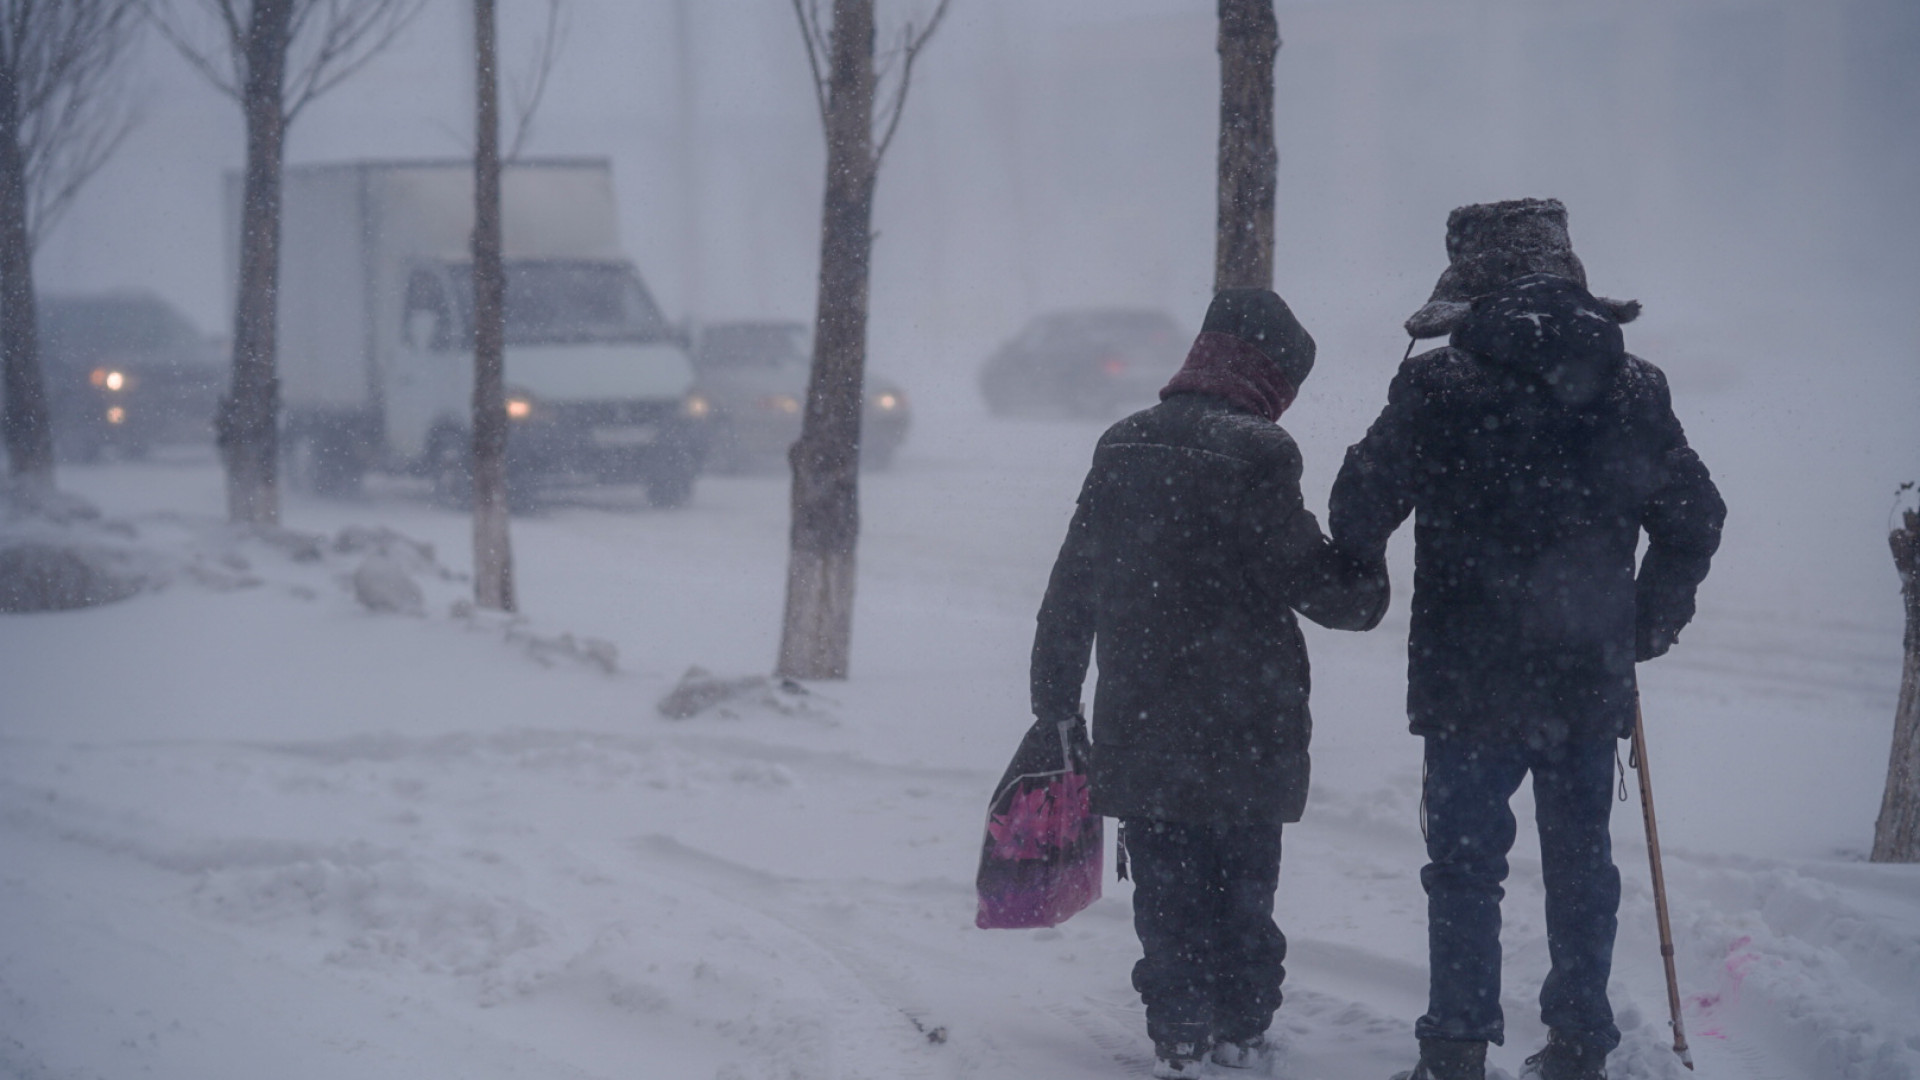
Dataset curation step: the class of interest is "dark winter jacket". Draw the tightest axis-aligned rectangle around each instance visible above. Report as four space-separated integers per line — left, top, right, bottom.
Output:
1032 332 1388 826
1330 274 1725 744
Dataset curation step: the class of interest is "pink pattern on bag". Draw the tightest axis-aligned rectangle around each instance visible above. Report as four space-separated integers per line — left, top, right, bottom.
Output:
987 772 1092 860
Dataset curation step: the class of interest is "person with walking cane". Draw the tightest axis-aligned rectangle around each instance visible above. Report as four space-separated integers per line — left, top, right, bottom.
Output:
1328 199 1726 1080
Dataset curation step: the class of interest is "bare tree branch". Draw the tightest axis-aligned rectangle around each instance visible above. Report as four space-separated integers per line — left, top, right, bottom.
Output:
0 0 145 485
788 0 829 131
146 0 425 125
504 0 566 162
283 0 426 122
0 0 144 244
872 0 950 166
138 0 244 100
27 99 138 244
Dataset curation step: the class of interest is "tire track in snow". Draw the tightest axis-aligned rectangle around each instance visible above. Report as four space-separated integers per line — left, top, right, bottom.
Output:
630 834 946 1080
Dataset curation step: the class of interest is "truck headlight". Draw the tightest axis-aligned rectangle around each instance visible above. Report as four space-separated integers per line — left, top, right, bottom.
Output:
683 393 712 420
505 395 534 421
872 391 902 411
90 368 130 392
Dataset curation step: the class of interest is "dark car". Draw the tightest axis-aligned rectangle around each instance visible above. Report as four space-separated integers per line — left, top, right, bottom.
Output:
979 307 1186 418
40 293 222 462
689 320 911 472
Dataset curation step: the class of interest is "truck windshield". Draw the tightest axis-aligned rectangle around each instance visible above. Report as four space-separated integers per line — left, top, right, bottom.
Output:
450 259 671 346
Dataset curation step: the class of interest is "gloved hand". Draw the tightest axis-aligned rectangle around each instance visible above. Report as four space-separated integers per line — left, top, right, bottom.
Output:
1635 619 1679 662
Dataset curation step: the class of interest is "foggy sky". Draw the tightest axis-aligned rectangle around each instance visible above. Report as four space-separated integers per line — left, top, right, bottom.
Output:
31 0 1920 615
37 1 1918 339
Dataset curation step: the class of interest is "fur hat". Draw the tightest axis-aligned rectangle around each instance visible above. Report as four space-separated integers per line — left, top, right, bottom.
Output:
1404 198 1640 339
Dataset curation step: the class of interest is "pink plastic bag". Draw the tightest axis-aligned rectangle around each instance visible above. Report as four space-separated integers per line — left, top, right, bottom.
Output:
975 716 1103 929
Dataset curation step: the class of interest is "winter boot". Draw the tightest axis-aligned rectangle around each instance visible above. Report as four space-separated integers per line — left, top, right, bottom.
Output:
1212 1033 1274 1070
1389 1038 1488 1080
1521 1030 1609 1080
1151 1040 1208 1080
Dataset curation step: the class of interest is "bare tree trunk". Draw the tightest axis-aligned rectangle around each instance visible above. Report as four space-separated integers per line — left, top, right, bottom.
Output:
1214 0 1278 292
777 0 875 681
470 0 514 613
1873 505 1920 862
221 0 292 526
0 60 51 492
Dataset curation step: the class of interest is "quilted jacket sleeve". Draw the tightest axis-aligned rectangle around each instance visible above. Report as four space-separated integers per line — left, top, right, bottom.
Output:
1031 477 1102 721
1329 359 1426 586
1633 363 1726 660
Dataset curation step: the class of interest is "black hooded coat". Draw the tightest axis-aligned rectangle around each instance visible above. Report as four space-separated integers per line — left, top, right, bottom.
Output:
1031 292 1388 827
1330 274 1725 744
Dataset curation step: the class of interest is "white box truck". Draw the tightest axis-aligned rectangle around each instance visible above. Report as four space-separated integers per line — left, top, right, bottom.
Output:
244 158 707 507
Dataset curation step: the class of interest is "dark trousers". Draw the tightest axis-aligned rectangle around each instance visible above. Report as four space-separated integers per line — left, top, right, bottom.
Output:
1123 817 1286 1049
1416 735 1622 1051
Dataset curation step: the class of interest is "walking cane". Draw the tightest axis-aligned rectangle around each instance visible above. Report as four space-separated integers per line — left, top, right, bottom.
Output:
1631 694 1695 1070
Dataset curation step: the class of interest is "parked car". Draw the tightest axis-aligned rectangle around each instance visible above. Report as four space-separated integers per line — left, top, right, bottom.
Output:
40 292 223 462
690 320 911 472
978 307 1186 418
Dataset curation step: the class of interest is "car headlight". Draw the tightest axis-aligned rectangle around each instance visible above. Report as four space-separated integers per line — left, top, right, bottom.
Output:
90 368 131 392
871 391 902 411
764 394 802 415
505 394 534 421
683 393 712 420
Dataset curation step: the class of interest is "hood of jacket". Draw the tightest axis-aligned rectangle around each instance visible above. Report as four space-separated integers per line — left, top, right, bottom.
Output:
1450 273 1627 406
1199 288 1316 390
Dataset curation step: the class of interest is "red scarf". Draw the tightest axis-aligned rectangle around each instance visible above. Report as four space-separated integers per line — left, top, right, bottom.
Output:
1159 331 1296 421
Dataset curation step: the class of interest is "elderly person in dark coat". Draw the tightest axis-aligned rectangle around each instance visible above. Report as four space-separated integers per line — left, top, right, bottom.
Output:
1330 199 1725 1080
1032 288 1388 1079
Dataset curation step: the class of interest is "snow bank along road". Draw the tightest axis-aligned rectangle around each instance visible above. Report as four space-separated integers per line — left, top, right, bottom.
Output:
1 415 1915 1080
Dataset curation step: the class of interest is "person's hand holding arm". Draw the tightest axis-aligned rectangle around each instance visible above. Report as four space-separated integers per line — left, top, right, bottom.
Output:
1248 430 1391 631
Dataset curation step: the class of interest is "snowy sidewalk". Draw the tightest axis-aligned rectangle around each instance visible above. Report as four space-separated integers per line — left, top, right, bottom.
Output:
2 440 1916 1079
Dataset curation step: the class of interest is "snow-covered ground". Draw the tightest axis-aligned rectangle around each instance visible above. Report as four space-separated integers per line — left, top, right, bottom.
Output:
2 387 1916 1079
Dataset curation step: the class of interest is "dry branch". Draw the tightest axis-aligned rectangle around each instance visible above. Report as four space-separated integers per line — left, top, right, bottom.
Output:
0 0 143 487
146 0 426 524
